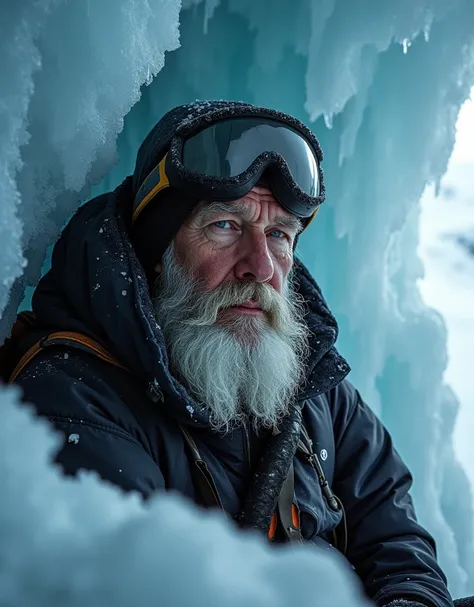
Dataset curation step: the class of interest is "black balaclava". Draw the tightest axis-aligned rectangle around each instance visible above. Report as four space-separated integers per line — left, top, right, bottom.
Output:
131 186 199 280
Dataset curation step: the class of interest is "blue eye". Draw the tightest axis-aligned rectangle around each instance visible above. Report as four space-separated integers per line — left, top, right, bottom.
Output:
214 220 232 229
269 229 286 239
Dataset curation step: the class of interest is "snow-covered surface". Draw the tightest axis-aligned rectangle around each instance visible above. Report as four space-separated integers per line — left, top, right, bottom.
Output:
0 385 368 607
2 0 474 602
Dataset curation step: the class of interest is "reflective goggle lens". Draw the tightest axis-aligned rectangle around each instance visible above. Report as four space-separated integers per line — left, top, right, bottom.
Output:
182 117 320 198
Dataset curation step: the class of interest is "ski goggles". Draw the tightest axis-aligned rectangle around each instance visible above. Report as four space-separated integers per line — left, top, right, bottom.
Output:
132 114 325 226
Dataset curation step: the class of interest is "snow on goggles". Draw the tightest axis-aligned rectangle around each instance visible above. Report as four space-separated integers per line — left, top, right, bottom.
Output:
132 116 325 226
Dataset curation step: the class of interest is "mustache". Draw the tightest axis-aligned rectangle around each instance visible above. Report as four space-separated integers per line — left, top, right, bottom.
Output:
182 281 284 327
152 244 307 338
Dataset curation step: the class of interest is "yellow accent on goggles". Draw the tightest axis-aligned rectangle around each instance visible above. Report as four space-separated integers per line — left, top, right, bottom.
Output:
132 154 170 226
302 206 319 231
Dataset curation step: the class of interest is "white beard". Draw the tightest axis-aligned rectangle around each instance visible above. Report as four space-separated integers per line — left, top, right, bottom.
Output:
152 244 309 432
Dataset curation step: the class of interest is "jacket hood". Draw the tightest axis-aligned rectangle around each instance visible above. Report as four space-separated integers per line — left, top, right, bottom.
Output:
32 181 350 428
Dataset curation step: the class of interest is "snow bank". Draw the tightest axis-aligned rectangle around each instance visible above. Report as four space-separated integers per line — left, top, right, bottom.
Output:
0 386 367 606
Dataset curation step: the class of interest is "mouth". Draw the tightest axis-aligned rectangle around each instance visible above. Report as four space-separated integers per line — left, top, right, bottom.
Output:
238 299 262 309
224 299 265 316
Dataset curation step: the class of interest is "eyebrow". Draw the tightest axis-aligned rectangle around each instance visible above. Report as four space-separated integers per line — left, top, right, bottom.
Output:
195 200 303 235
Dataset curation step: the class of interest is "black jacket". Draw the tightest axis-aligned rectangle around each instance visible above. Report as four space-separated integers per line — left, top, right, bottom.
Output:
13 189 452 607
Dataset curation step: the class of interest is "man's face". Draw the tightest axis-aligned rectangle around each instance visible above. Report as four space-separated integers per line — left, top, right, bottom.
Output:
155 185 301 302
152 186 308 431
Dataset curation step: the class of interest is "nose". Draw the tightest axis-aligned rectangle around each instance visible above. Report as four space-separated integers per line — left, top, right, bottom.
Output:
234 231 274 283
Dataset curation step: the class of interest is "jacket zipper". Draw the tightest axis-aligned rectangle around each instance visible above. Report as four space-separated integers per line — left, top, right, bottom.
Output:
147 379 164 403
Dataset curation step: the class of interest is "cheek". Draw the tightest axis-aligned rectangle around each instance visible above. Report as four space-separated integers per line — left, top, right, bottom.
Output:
187 253 235 290
174 226 234 288
273 251 293 290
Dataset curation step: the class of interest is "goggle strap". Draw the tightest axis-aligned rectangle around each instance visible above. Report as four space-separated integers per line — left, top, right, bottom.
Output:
132 153 169 225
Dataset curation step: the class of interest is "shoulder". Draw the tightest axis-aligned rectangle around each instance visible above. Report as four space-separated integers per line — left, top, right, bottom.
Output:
14 345 147 440
304 379 374 450
14 346 169 497
306 378 360 423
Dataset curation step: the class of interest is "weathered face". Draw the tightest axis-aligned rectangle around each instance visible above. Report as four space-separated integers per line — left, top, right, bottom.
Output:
155 186 302 301
152 186 308 431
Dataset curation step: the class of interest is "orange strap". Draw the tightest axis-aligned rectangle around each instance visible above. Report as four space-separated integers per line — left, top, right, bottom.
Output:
9 331 127 383
291 503 300 529
268 504 301 541
268 512 278 540
9 341 44 384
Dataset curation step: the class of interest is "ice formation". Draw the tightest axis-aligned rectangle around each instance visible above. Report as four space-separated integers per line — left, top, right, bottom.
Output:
419 102 474 492
0 0 181 333
2 0 474 602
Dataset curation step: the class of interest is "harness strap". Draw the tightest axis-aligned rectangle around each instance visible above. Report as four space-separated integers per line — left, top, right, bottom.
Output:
179 424 226 513
9 331 127 383
298 424 348 554
277 461 304 544
9 340 44 384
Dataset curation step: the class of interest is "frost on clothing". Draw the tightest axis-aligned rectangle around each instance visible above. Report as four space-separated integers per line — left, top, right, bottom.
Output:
10 183 452 607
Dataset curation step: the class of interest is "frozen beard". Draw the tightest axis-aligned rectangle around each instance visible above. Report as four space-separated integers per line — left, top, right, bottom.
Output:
152 244 309 432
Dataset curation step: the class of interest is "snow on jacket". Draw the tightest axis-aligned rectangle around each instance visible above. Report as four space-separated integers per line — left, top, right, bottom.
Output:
13 189 452 607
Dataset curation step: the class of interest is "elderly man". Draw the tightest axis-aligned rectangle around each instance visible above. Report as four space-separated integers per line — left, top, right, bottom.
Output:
7 101 452 607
